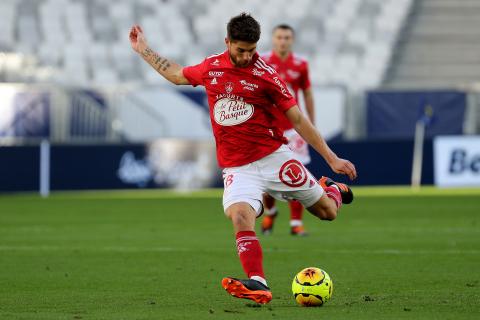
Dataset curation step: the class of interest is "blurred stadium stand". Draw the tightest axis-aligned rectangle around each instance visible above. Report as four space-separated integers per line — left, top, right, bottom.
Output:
0 0 412 90
386 0 480 88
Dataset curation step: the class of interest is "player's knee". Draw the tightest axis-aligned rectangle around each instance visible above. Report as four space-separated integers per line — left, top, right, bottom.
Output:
227 205 256 230
314 194 339 220
230 210 248 226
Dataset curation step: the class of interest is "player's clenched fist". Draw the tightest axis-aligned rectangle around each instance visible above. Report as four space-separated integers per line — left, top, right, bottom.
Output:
129 24 147 53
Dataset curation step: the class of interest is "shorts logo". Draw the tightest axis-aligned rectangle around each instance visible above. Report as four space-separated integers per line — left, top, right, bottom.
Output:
279 159 307 187
225 82 234 94
213 98 254 126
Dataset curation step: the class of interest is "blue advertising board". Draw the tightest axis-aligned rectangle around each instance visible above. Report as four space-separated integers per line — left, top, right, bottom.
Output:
367 90 466 139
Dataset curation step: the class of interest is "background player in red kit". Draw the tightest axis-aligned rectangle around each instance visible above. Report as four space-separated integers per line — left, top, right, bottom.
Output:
261 24 315 236
129 13 356 304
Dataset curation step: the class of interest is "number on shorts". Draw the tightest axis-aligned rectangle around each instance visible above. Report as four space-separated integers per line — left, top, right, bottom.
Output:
224 174 234 187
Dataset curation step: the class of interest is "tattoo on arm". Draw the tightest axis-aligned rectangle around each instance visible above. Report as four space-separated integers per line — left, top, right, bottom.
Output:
142 48 153 58
142 48 171 73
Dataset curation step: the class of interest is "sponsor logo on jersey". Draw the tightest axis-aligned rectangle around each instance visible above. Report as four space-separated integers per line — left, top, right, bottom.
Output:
210 59 220 66
239 80 259 91
225 82 234 94
252 68 265 76
273 76 289 97
208 71 224 77
213 98 254 126
210 77 217 85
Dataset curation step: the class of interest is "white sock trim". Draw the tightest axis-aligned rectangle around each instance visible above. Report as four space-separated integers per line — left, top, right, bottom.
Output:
265 206 277 216
290 219 303 227
250 276 267 287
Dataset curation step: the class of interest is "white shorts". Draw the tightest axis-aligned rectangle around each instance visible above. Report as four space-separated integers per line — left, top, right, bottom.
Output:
284 128 311 165
222 145 323 216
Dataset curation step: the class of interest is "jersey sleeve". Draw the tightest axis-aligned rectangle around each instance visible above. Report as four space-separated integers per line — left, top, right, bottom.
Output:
265 74 298 112
300 61 312 90
182 59 207 87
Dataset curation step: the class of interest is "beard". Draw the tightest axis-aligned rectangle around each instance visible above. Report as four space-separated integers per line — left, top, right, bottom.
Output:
229 52 250 68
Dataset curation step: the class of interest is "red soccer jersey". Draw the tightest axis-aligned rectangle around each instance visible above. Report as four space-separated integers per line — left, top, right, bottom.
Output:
183 51 297 168
261 51 311 130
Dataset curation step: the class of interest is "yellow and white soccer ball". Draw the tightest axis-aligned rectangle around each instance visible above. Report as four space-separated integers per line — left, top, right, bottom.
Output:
292 267 333 306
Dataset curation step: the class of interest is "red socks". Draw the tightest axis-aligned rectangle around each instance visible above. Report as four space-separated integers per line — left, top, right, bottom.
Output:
289 200 303 221
236 231 265 279
325 186 342 209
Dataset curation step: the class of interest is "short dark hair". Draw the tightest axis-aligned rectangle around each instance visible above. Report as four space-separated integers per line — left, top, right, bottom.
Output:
227 13 261 43
273 24 295 36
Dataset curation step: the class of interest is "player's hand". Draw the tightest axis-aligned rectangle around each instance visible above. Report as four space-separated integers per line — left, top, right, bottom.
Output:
129 24 148 54
329 157 357 180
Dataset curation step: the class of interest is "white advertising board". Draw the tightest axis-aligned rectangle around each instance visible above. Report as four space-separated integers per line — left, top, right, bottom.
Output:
434 136 480 187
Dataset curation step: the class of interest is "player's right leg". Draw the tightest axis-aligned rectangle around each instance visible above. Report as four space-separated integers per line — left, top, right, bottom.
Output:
221 167 272 304
223 202 272 304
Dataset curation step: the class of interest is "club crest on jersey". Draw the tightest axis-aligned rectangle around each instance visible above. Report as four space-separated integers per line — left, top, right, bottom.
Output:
225 82 234 94
213 98 254 126
252 68 265 76
279 159 307 187
210 59 220 66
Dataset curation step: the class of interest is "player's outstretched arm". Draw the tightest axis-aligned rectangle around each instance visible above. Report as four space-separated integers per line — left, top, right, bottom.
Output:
285 106 357 180
129 24 189 85
303 88 315 126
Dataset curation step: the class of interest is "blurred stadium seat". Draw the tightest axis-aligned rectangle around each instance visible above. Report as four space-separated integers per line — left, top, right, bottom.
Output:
386 0 480 88
0 0 413 90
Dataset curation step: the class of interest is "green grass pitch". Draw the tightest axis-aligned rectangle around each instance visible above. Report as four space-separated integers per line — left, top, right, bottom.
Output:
0 187 479 319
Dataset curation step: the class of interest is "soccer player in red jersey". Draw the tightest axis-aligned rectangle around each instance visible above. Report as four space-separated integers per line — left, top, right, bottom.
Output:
261 24 315 236
129 13 356 305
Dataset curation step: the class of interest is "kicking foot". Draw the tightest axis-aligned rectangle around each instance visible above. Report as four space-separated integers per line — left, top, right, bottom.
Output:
319 176 354 204
221 277 272 304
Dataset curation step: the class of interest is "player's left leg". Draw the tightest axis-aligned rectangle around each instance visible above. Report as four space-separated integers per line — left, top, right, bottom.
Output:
264 144 353 223
304 178 354 221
